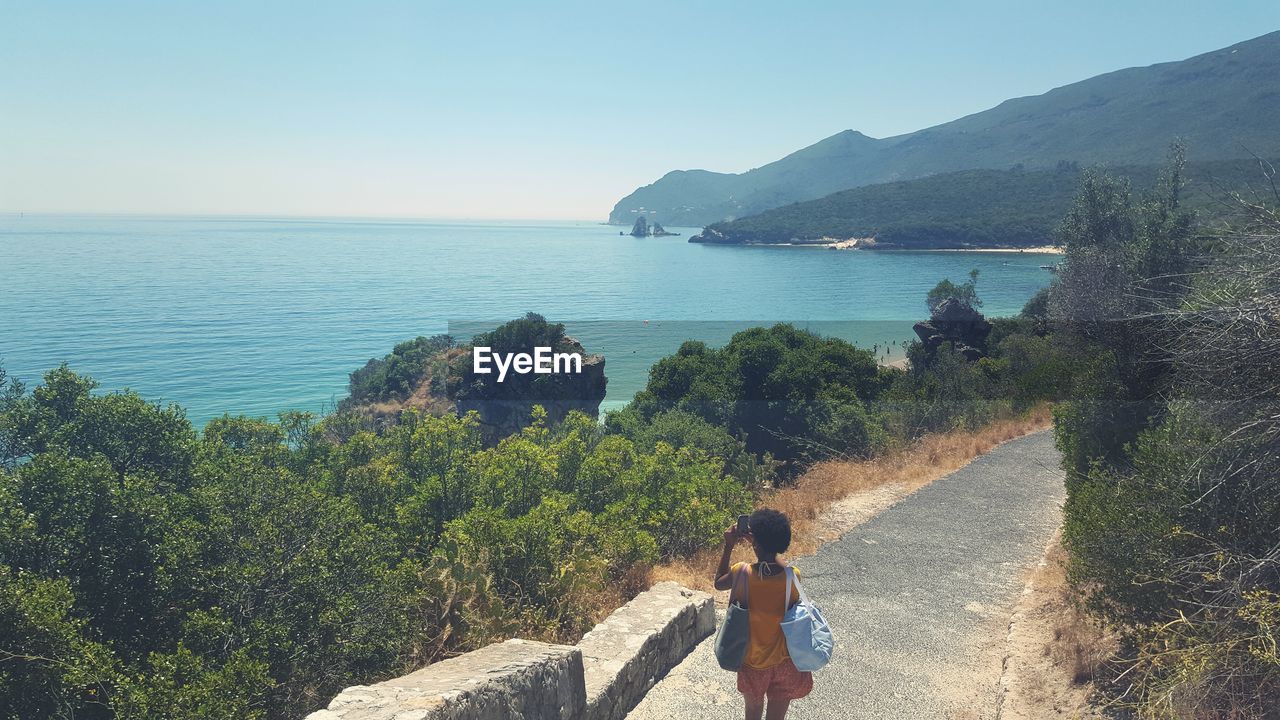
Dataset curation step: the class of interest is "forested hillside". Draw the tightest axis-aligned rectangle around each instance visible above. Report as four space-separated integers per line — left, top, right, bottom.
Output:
693 164 1083 247
691 157 1275 248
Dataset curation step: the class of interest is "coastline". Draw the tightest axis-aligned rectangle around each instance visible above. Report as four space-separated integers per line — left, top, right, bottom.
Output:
696 239 1064 255
893 245 1063 255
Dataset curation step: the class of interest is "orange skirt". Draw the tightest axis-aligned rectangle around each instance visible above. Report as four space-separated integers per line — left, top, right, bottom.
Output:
736 658 813 701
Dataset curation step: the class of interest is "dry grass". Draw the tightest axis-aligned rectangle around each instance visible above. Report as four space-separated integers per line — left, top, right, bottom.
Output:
999 534 1115 720
1039 544 1114 686
647 405 1054 595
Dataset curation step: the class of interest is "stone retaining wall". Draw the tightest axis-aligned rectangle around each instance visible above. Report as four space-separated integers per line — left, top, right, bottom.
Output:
580 581 717 720
305 639 585 720
305 582 714 720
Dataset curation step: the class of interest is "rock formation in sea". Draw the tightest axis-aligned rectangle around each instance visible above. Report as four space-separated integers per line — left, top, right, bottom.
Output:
628 217 680 237
630 217 650 237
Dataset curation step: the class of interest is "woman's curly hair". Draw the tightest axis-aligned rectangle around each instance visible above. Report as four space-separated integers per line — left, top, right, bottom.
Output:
749 508 791 554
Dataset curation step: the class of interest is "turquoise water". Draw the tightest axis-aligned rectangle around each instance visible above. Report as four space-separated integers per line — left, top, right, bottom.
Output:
1 216 1054 427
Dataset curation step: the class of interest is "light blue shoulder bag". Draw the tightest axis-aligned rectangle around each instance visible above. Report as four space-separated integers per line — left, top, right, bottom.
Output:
780 565 834 671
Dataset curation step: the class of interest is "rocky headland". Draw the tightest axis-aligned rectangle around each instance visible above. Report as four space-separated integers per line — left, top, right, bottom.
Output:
342 316 607 443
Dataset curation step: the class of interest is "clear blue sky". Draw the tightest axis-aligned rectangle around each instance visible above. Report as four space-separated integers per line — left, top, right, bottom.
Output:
2 1 1277 220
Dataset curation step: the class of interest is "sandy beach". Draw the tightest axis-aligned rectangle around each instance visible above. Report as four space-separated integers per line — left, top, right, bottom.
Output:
910 245 1064 254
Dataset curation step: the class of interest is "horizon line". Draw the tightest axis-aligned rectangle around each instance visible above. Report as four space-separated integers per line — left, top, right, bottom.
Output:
0 210 617 225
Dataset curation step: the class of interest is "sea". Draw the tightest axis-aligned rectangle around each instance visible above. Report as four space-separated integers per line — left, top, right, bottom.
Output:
1 216 1055 428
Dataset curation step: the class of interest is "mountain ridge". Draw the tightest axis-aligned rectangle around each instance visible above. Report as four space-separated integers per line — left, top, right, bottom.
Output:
609 31 1280 226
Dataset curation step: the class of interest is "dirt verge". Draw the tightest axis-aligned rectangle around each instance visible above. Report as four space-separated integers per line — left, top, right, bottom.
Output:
997 534 1115 720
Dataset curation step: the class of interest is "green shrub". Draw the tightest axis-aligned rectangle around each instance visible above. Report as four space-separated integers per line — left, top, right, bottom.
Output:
619 324 884 468
0 363 753 719
347 334 454 403
605 407 775 487
1052 153 1280 716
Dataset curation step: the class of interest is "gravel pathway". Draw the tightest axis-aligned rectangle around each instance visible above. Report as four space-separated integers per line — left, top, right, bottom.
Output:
626 430 1065 720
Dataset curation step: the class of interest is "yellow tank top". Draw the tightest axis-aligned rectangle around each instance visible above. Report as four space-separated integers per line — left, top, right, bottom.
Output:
730 561 800 669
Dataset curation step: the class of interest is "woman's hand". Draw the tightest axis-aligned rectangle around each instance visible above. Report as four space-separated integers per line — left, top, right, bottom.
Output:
714 524 744 590
723 524 741 546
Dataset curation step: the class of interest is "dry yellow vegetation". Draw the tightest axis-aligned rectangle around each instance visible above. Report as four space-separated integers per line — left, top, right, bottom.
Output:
1000 537 1115 719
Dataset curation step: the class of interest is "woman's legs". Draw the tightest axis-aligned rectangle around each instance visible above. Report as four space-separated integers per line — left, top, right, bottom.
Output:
764 697 791 720
744 696 765 720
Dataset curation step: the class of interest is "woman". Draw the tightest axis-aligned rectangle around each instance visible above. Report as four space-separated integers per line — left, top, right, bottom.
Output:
714 509 813 720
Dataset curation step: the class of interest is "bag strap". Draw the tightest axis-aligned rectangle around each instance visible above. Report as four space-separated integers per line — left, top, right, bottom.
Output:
730 563 750 607
784 565 809 607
